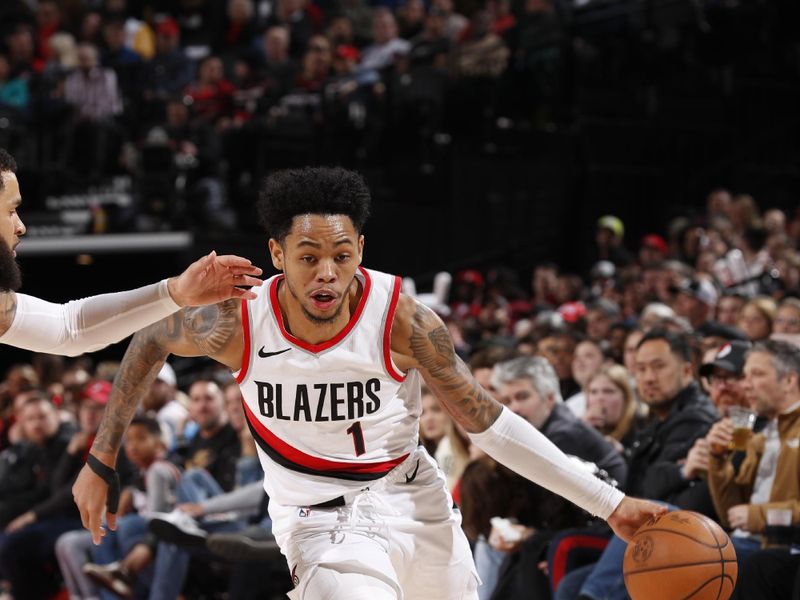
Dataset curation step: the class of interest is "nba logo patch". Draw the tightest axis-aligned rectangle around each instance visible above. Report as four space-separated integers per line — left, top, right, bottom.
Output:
298 507 311 518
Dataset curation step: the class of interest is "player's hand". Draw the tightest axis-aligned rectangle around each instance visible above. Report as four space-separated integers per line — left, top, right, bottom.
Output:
73 458 116 545
707 418 733 456
607 497 668 543
167 252 263 306
682 438 710 480
727 504 749 530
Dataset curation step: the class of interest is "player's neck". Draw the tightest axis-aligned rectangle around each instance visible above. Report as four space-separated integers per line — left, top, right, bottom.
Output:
278 278 362 345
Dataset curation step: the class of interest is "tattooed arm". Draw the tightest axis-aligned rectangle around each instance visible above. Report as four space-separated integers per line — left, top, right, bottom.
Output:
73 299 243 543
392 295 502 432
392 294 666 539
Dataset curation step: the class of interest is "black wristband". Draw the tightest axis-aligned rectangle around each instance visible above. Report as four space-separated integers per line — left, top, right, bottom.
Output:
86 454 121 515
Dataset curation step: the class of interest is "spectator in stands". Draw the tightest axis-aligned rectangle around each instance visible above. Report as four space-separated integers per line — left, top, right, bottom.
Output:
293 35 332 92
737 296 777 342
774 297 800 335
184 55 235 128
222 381 259 487
707 340 800 565
717 292 746 327
142 363 187 452
100 17 142 102
585 298 620 344
0 53 28 113
0 381 110 599
360 9 411 72
583 364 640 452
219 0 260 61
451 10 509 79
431 0 468 42
397 0 427 40
537 329 579 399
5 24 38 78
592 215 635 268
638 234 668 268
260 25 298 107
142 18 195 103
419 385 449 456
674 277 719 333
265 0 314 60
0 396 73 527
408 7 451 69
64 42 122 121
730 193 761 236
564 339 606 417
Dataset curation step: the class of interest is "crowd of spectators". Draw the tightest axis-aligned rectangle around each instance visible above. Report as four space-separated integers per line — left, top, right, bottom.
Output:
0 185 799 599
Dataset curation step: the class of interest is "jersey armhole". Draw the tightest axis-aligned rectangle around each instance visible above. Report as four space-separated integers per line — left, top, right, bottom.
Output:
383 275 406 383
233 299 252 384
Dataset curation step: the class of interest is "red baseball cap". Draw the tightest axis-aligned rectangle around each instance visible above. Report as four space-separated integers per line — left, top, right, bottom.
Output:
156 17 180 38
558 301 586 324
641 234 668 255
335 44 359 61
82 380 112 406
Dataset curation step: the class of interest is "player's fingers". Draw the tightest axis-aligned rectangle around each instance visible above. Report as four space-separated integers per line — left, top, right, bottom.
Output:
228 266 264 277
215 254 256 269
106 511 117 532
230 287 258 300
234 275 263 288
88 508 103 545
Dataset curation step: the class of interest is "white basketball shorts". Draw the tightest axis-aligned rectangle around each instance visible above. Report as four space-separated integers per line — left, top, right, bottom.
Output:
268 447 480 600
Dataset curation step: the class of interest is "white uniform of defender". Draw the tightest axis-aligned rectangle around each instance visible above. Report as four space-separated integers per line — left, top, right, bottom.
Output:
235 267 478 599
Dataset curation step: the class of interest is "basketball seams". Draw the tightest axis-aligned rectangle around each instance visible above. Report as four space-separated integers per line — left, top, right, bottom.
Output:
624 526 726 550
683 574 738 600
623 558 738 577
694 512 727 600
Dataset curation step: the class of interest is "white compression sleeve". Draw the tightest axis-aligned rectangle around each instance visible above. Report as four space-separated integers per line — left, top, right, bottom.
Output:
0 280 181 356
468 406 625 520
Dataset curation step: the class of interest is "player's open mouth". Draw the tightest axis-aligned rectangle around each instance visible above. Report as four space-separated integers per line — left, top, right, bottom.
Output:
310 290 337 309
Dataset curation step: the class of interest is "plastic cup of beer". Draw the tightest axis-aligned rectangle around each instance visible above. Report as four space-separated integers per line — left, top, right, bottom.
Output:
727 406 756 451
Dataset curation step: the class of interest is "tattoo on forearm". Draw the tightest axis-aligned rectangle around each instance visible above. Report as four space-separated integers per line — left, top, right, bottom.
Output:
184 299 239 356
0 292 17 332
93 301 239 456
409 303 501 431
93 326 167 455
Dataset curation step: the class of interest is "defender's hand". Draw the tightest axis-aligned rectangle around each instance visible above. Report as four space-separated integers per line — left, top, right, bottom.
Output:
168 252 263 306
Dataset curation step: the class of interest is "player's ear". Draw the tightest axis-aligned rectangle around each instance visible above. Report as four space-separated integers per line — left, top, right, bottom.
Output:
357 235 364 265
268 239 284 271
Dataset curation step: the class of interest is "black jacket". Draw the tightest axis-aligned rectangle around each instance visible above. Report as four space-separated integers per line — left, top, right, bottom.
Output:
625 382 718 505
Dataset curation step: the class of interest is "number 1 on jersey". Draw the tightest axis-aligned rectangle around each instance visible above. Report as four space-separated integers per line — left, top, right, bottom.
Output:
347 421 365 456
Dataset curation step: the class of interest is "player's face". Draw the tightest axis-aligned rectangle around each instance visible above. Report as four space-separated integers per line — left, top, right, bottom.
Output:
499 378 553 429
0 171 25 292
270 214 364 324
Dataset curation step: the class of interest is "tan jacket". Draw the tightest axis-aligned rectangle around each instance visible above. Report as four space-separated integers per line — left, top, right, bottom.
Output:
708 405 800 532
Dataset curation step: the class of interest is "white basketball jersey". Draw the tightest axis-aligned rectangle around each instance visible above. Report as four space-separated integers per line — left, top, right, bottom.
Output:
234 267 422 506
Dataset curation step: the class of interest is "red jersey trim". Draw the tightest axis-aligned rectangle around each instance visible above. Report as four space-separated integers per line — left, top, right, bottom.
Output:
242 400 409 474
235 299 252 384
269 267 372 354
383 276 406 383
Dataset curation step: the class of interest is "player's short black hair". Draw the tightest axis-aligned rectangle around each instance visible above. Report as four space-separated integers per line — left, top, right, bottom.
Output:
257 166 371 242
0 149 17 192
129 415 162 438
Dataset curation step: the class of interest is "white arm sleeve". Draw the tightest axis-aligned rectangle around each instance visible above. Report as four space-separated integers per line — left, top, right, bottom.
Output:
468 406 625 520
0 280 181 356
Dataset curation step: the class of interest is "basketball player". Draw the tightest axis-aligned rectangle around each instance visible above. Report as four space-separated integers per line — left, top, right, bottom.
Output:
0 148 262 355
74 167 666 599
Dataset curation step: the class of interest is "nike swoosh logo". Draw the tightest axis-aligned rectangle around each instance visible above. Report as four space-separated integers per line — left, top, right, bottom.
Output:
258 347 291 358
404 460 420 484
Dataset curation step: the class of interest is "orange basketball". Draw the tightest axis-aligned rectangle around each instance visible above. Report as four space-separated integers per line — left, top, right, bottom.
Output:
623 510 738 600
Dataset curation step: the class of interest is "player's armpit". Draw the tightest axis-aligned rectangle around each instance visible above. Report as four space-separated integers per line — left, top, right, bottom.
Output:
393 296 501 433
92 299 243 460
0 291 16 336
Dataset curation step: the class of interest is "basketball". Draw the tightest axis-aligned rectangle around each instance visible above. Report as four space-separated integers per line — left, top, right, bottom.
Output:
623 510 738 600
